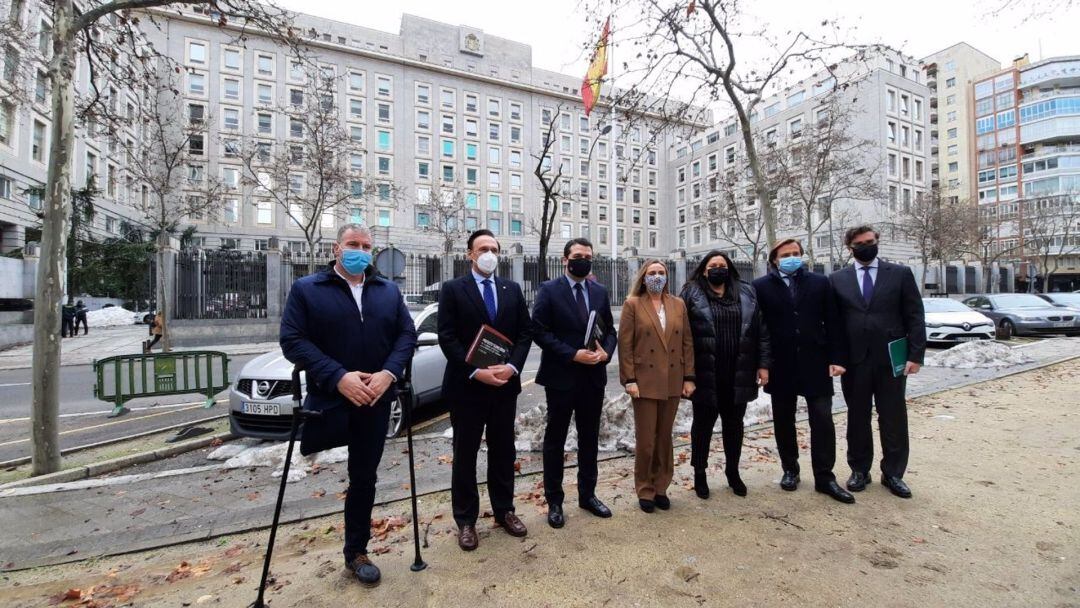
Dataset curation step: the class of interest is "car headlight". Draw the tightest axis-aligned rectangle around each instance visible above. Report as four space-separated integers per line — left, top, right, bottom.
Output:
926 322 943 328
1017 315 1043 321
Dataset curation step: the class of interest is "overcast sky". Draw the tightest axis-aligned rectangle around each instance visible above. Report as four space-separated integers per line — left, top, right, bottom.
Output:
278 0 1077 80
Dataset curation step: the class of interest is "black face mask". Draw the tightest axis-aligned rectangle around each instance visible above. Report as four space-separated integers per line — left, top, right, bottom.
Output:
706 267 730 286
567 257 592 279
851 243 878 263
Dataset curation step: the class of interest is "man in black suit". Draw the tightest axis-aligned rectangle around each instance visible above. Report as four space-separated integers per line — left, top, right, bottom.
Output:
438 229 532 550
829 225 926 499
753 238 853 504
531 238 618 528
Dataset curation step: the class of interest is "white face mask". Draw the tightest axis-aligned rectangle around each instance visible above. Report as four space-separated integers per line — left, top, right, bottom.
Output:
476 251 499 275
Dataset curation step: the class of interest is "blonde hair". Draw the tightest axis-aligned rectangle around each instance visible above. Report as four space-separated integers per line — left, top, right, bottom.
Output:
627 259 668 299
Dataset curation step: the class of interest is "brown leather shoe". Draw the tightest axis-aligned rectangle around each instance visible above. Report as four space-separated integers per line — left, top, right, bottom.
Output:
458 524 478 551
495 512 528 538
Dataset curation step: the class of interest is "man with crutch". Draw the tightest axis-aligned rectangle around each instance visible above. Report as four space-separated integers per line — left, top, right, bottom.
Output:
279 223 417 587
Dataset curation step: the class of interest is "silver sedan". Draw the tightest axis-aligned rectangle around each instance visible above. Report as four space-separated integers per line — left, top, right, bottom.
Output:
228 303 445 439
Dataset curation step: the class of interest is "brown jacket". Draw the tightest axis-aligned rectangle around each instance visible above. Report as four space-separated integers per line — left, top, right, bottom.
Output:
618 293 695 400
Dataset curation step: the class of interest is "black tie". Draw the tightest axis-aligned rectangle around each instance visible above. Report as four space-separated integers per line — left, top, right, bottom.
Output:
574 283 588 323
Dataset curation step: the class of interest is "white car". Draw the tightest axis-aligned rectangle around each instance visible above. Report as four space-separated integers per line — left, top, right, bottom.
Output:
922 297 996 343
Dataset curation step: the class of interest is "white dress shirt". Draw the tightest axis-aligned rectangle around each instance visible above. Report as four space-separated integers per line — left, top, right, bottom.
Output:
853 258 880 288
334 266 364 321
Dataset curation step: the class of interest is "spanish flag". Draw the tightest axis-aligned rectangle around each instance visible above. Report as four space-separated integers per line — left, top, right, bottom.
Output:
581 17 610 116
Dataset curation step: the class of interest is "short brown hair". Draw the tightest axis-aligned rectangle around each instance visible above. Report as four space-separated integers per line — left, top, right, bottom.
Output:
844 225 879 247
768 238 804 264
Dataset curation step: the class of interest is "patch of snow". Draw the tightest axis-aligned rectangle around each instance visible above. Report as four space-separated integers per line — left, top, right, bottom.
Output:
218 440 339 483
86 306 137 327
206 438 263 460
925 341 1034 369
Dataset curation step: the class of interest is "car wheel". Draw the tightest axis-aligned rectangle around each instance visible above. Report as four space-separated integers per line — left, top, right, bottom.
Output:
143 313 154 324
387 394 406 438
998 319 1015 340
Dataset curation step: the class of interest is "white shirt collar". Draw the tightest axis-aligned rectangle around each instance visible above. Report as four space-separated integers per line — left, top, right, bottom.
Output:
854 258 879 271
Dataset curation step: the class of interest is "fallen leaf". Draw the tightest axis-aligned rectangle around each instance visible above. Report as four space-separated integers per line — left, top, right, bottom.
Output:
437 454 453 465
129 508 146 517
245 492 260 501
311 489 326 498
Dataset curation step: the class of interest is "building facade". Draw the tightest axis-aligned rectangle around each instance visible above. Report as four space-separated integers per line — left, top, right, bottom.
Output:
972 55 1080 291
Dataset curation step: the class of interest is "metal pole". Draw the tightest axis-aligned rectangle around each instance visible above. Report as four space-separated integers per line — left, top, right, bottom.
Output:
608 15 618 291
404 381 427 572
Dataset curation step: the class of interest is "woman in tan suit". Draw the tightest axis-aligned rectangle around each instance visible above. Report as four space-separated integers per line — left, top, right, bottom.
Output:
618 260 695 513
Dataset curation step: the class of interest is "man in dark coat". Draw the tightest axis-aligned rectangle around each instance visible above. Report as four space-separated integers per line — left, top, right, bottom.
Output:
531 238 618 528
753 239 853 504
280 223 417 587
438 229 532 551
829 225 926 499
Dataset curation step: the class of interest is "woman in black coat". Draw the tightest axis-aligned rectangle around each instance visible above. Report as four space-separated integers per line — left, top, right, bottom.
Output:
680 250 772 498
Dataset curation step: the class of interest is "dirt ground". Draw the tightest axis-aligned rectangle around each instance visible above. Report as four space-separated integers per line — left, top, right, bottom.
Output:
2 359 1078 608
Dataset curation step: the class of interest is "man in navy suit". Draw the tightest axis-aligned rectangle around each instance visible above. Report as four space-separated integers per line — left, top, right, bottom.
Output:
829 225 925 499
438 229 532 551
280 223 417 588
753 238 853 504
531 238 618 528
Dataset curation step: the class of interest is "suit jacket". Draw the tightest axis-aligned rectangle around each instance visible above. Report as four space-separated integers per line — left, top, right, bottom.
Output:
829 260 926 369
437 273 532 399
531 276 618 391
280 267 417 412
617 293 695 401
753 268 845 398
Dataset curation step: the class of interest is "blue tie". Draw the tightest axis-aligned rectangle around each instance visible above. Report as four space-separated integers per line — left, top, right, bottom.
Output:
482 279 497 321
574 282 589 323
861 266 874 304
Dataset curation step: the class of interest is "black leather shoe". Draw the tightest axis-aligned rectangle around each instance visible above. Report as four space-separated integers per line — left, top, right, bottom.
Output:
547 504 565 528
694 469 710 499
780 470 800 491
638 498 655 513
347 555 381 588
846 471 871 492
882 476 912 499
727 472 747 497
816 480 856 504
654 495 671 510
579 496 612 518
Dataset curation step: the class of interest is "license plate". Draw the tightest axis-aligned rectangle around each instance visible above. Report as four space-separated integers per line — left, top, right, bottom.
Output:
1053 322 1072 328
956 337 981 342
242 402 281 416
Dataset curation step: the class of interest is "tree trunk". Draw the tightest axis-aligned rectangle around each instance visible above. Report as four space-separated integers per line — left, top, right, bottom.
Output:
155 236 171 353
31 1 76 475
804 211 815 265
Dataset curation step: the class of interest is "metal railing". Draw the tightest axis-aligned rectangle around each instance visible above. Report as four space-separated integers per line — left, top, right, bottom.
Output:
175 249 268 320
93 351 230 417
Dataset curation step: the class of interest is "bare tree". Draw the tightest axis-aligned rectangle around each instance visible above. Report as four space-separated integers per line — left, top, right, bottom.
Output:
887 190 970 293
531 103 568 278
1023 194 1080 293
237 62 371 274
583 0 884 249
121 64 226 351
766 97 883 263
0 0 300 475
958 202 1025 293
703 169 769 265
416 180 470 257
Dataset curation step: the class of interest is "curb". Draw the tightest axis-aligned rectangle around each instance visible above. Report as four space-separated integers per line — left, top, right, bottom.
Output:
0 432 234 490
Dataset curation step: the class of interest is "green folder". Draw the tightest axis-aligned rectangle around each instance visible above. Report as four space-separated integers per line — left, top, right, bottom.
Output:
888 337 908 378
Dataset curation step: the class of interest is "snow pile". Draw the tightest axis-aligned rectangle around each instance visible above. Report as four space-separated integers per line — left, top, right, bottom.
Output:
212 440 349 483
514 392 775 453
86 306 137 327
925 341 1033 369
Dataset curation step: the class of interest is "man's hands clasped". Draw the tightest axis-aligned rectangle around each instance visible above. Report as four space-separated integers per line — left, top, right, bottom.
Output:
337 370 396 406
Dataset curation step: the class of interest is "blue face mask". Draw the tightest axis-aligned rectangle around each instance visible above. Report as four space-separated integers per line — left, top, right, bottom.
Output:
777 257 803 274
341 248 372 275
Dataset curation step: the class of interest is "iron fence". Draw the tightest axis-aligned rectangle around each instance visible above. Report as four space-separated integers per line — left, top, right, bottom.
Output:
175 249 268 320
400 253 444 303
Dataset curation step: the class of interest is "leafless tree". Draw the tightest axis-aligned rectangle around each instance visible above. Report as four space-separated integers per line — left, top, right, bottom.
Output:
887 190 970 292
582 0 885 250
1023 194 1080 293
957 202 1026 293
531 102 569 278
0 0 300 475
415 180 471 257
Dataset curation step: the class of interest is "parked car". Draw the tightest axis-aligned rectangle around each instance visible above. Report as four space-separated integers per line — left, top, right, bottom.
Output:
229 303 445 440
961 294 1080 339
1035 292 1080 310
133 310 156 325
922 298 996 343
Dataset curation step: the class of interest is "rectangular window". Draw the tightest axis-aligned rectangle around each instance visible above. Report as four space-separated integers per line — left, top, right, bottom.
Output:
257 53 274 76
223 78 240 101
377 130 391 151
376 75 392 97
223 107 239 130
440 88 455 110
378 156 391 175
465 93 479 114
256 83 273 104
377 103 391 123
442 138 455 158
188 72 205 95
257 201 273 225
31 119 45 161
188 40 206 64
222 47 241 71
378 209 391 226
415 83 431 105
349 98 364 120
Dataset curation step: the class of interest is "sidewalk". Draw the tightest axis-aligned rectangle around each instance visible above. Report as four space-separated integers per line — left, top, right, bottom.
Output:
0 337 1077 571
0 325 279 370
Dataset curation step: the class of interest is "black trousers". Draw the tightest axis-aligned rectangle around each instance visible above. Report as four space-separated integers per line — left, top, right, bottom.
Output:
343 399 390 561
690 386 746 475
841 362 909 479
76 316 88 335
61 318 74 337
771 393 837 485
543 384 604 506
450 388 518 526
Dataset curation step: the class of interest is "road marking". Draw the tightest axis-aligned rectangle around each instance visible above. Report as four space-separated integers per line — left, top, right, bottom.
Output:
0 382 31 388
0 399 228 424
0 464 224 497
0 403 217 447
